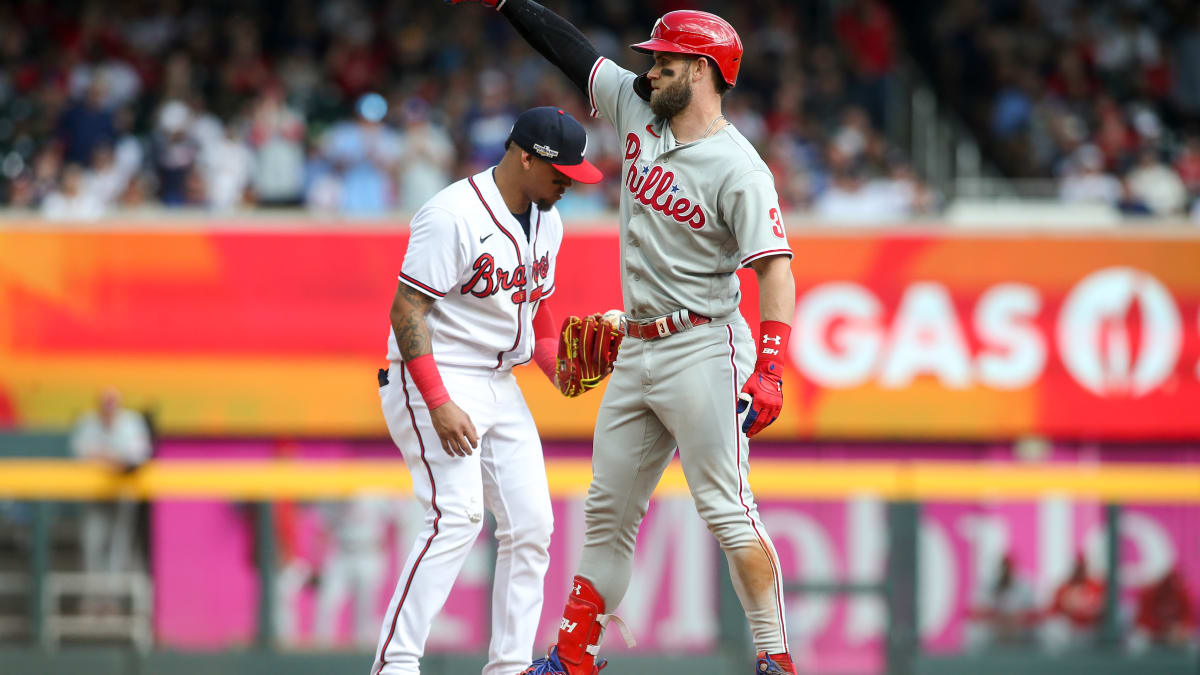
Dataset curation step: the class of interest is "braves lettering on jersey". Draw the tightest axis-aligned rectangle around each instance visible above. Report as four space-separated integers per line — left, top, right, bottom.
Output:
586 57 791 321
388 169 562 369
372 166 560 675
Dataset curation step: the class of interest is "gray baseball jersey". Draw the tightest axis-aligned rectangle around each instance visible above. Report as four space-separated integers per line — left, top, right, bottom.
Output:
586 57 792 320
574 56 795 658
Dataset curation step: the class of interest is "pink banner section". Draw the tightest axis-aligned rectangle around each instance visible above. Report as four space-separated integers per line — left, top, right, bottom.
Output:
152 441 1200 673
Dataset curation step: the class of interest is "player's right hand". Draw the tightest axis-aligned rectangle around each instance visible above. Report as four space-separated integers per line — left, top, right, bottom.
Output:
737 363 784 437
429 400 479 457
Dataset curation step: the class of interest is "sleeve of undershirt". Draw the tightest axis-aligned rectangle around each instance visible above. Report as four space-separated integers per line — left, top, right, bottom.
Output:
531 298 558 381
499 0 600 95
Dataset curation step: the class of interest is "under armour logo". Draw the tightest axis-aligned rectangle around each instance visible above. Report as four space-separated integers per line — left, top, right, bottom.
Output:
480 233 494 244
573 584 582 595
762 335 781 345
560 619 578 633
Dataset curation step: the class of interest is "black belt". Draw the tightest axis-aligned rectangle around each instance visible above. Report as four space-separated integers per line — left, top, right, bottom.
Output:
378 368 389 387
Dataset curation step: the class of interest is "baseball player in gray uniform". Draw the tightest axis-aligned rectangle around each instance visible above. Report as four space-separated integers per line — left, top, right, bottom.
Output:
450 3 800 674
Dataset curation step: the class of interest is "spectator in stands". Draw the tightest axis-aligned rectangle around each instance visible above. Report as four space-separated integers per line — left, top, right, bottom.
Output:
966 553 1038 651
152 100 200 207
110 106 144 187
199 124 255 212
1060 144 1122 206
316 92 402 214
2 0 923 219
1093 7 1161 100
1125 146 1187 217
247 85 307 207
834 0 898 130
41 163 105 221
1042 554 1106 652
1173 136 1200 198
83 143 129 208
392 96 454 214
69 387 152 616
814 160 873 223
867 159 936 217
67 46 142 111
56 77 115 167
1130 566 1197 653
25 148 64 209
462 69 518 173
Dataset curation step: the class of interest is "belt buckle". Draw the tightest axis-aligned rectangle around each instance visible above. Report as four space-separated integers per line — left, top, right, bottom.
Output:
654 316 670 338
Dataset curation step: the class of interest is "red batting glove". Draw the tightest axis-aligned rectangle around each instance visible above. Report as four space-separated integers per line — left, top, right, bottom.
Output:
737 321 791 437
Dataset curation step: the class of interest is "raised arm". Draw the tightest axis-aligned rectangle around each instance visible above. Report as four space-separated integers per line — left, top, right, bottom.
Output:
451 0 600 94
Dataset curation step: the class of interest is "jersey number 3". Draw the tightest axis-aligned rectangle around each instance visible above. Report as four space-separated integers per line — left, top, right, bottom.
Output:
769 207 786 239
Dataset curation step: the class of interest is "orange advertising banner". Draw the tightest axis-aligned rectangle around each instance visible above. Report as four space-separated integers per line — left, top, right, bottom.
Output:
1 226 1198 439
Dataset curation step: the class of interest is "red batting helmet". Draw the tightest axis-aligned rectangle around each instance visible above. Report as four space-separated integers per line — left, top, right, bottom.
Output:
630 10 743 87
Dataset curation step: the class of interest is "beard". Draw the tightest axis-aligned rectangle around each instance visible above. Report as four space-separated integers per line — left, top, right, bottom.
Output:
536 198 555 212
650 75 693 119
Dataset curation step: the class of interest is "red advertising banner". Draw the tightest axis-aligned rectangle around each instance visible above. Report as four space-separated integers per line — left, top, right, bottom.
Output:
1 227 1198 439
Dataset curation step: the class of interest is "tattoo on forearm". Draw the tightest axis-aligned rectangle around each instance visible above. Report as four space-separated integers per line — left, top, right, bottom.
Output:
393 285 435 361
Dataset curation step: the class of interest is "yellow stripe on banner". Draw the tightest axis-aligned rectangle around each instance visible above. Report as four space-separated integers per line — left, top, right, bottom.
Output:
2 459 1199 502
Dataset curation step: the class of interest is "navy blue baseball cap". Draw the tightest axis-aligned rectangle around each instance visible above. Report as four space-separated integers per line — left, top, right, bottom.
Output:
507 107 603 184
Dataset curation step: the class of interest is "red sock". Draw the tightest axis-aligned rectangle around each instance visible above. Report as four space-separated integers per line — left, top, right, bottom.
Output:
556 576 606 670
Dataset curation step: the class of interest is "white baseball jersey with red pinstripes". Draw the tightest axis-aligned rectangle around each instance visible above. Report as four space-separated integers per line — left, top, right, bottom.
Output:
388 168 562 371
372 166 561 675
586 57 792 321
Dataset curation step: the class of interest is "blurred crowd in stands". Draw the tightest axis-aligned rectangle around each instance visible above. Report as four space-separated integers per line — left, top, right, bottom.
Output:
924 0 1200 218
967 552 1197 655
0 0 939 222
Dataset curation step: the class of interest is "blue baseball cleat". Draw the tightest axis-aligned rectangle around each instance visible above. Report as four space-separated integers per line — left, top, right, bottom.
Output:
755 651 797 674
519 646 607 675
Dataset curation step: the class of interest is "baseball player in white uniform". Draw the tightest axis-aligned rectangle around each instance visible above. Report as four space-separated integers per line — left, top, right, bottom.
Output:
451 3 800 674
372 106 604 675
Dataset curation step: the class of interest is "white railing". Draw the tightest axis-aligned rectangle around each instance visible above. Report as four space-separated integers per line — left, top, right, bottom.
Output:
42 571 153 652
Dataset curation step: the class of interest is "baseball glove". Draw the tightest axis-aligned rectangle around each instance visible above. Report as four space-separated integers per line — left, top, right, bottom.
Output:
556 311 623 397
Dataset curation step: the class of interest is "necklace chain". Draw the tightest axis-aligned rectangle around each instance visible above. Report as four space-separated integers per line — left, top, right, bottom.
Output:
701 114 726 139
672 115 727 146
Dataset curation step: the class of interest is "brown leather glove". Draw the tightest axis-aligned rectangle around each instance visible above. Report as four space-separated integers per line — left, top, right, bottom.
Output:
555 313 623 397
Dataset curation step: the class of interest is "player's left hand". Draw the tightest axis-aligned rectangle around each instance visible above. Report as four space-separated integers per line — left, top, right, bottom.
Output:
737 361 783 437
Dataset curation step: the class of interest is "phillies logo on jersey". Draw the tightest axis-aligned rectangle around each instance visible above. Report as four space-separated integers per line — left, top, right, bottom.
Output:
460 252 550 305
624 132 706 230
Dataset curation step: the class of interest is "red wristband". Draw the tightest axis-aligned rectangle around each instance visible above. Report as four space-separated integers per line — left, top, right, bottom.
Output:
756 320 791 369
405 354 451 409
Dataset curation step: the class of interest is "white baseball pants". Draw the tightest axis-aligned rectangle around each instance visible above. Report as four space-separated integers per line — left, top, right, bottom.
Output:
371 364 554 675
